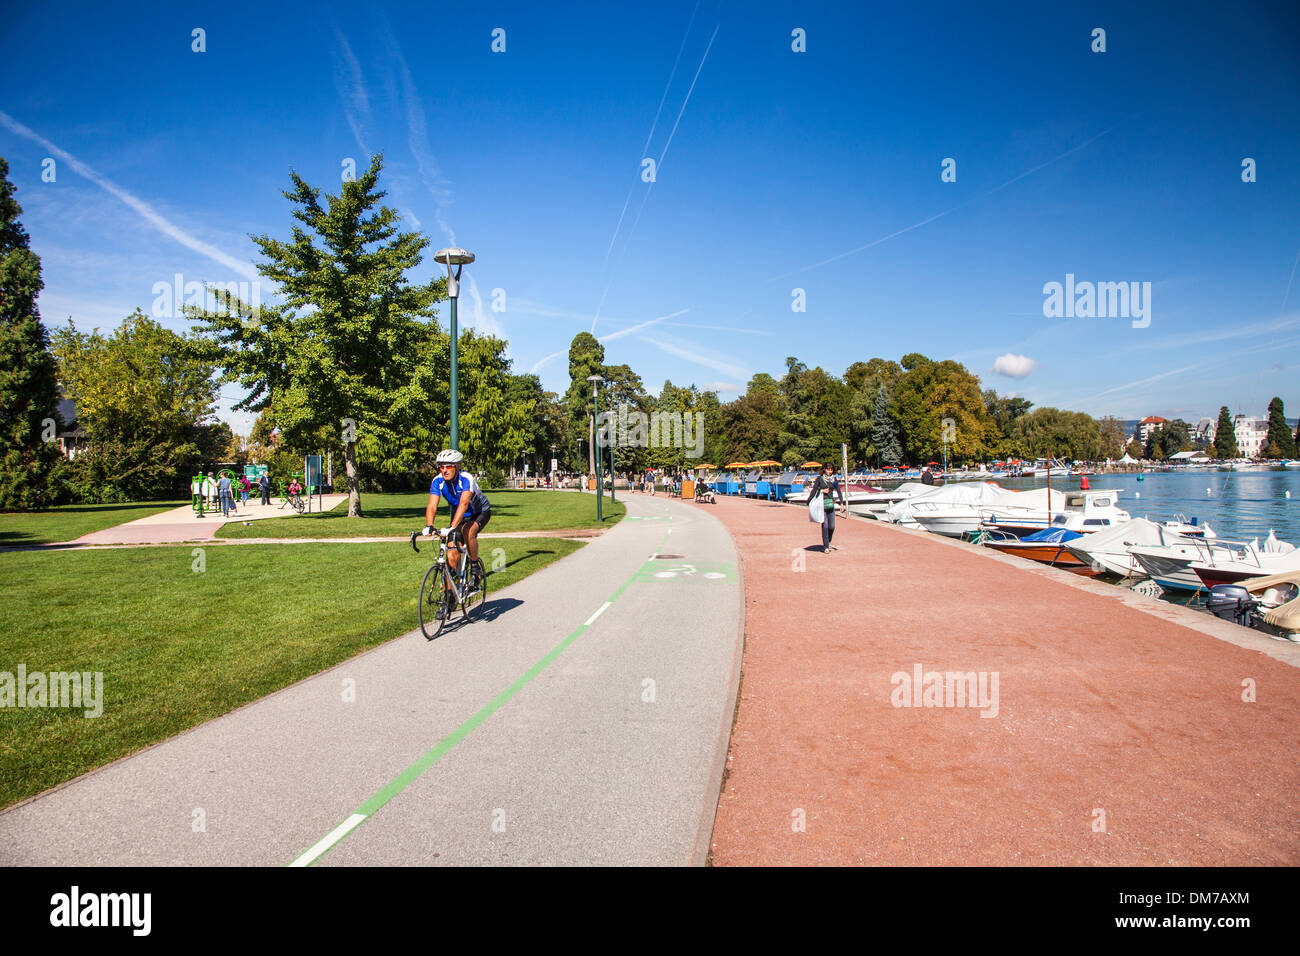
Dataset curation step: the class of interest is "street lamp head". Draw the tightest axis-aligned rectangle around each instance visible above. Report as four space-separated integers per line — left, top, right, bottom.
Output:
434 248 474 297
587 374 604 385
433 248 475 266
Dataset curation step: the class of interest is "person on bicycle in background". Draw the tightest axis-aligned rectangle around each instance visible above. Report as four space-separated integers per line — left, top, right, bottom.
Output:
422 449 491 585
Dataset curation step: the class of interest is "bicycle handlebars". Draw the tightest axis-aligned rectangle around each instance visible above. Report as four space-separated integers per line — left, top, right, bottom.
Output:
410 527 465 554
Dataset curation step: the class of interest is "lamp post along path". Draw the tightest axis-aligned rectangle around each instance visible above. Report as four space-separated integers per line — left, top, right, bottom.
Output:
589 374 604 521
434 248 475 451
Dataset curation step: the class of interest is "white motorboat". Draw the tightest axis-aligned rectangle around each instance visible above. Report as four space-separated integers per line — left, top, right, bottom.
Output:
845 480 932 516
880 481 1007 528
1063 517 1214 578
1191 531 1300 588
1130 531 1297 593
982 489 1131 536
786 476 897 506
911 488 1130 538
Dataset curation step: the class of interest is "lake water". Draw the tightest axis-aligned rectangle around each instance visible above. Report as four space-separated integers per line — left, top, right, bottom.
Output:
981 469 1300 546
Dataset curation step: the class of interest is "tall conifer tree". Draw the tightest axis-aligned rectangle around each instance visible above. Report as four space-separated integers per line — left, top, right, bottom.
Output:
0 157 64 509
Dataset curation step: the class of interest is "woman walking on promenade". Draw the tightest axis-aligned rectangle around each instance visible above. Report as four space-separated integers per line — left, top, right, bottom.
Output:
809 463 846 552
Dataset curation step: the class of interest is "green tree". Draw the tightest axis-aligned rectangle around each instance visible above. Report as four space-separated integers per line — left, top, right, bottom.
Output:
891 359 993 464
1213 406 1238 459
1124 438 1144 459
51 311 222 501
600 362 650 475
453 330 534 481
562 332 606 473
1098 416 1127 460
1008 407 1106 462
721 375 785 464
190 155 443 516
0 157 66 509
776 358 849 466
868 384 902 465
1265 397 1296 459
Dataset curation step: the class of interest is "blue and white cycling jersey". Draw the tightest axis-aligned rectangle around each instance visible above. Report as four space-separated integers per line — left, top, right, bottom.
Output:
430 471 490 518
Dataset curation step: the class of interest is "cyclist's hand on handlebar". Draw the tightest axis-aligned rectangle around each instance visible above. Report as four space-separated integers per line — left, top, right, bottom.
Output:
438 527 452 539
421 525 433 537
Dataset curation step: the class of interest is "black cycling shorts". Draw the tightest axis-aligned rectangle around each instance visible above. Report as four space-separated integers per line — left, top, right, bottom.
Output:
456 510 490 534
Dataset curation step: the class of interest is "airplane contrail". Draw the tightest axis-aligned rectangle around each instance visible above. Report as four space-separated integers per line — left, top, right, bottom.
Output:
603 0 703 265
770 127 1114 282
593 20 721 333
0 109 260 282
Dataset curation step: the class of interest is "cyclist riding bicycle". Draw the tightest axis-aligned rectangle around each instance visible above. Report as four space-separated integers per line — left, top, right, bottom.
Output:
422 449 490 586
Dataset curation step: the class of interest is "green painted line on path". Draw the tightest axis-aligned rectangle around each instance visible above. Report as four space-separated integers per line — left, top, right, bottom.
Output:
290 511 671 866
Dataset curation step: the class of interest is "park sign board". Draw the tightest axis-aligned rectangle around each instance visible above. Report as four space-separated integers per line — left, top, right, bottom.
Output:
244 464 268 481
305 454 322 505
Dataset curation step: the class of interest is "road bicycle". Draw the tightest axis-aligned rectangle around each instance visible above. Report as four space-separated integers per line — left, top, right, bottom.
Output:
410 527 487 639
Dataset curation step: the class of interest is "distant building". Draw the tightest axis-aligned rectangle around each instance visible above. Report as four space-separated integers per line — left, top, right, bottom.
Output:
1194 417 1216 445
1136 416 1168 444
55 393 87 460
1233 415 1269 458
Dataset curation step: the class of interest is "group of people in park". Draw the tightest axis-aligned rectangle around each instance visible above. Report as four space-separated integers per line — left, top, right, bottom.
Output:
191 471 280 517
636 468 697 495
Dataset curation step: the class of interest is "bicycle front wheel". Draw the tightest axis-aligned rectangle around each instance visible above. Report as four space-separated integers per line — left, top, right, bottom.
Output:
418 563 450 639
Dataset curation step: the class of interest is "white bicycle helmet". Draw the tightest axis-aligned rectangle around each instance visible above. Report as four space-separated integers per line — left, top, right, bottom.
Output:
435 449 464 465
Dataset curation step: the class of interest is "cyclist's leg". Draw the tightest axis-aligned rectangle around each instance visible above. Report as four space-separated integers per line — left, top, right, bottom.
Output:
446 531 461 574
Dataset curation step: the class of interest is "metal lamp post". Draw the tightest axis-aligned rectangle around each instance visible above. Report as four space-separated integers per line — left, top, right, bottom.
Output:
588 374 604 521
434 247 475 450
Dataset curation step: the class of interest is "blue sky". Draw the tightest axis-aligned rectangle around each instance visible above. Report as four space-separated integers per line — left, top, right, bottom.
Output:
2 0 1298 434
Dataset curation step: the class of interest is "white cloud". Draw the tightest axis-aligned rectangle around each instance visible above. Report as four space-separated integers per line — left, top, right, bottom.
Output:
992 353 1036 378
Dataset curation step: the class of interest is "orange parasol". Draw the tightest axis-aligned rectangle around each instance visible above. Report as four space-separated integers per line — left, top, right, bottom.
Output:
751 459 782 467
802 461 823 468
724 462 748 469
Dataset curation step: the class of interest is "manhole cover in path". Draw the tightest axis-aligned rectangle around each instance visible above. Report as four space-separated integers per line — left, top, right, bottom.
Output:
652 554 684 559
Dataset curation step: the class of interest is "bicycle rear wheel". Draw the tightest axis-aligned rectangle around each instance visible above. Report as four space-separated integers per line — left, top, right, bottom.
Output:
462 562 487 621
418 564 451 639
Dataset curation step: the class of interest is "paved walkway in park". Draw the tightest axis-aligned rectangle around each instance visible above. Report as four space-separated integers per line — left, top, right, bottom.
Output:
704 494 1300 865
70 495 351 545
1 491 742 866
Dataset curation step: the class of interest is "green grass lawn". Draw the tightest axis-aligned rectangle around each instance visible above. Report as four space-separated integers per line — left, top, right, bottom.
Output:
0 537 581 808
0 500 188 547
215 489 624 539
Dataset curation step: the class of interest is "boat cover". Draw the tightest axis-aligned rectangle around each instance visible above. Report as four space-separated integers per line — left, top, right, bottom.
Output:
1020 527 1084 543
882 481 1005 523
1061 517 1171 556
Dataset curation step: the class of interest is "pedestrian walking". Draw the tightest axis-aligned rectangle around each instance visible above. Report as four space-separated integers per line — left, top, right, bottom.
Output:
217 472 233 517
240 475 250 506
808 463 846 552
259 473 271 505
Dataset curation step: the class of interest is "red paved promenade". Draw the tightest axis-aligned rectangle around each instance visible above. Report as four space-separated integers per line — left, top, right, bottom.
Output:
700 494 1300 866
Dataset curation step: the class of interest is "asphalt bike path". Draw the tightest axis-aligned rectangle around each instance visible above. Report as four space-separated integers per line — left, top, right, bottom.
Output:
0 492 742 866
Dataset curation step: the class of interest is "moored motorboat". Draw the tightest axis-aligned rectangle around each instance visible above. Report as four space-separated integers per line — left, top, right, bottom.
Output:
1130 531 1297 593
1063 517 1217 578
1190 531 1300 589
886 481 1009 530
1205 570 1300 641
980 527 1097 573
844 480 932 516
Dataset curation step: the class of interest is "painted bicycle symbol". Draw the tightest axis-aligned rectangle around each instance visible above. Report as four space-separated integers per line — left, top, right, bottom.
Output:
638 562 732 582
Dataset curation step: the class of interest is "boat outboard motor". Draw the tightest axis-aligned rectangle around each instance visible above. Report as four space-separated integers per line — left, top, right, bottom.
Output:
1206 584 1260 627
